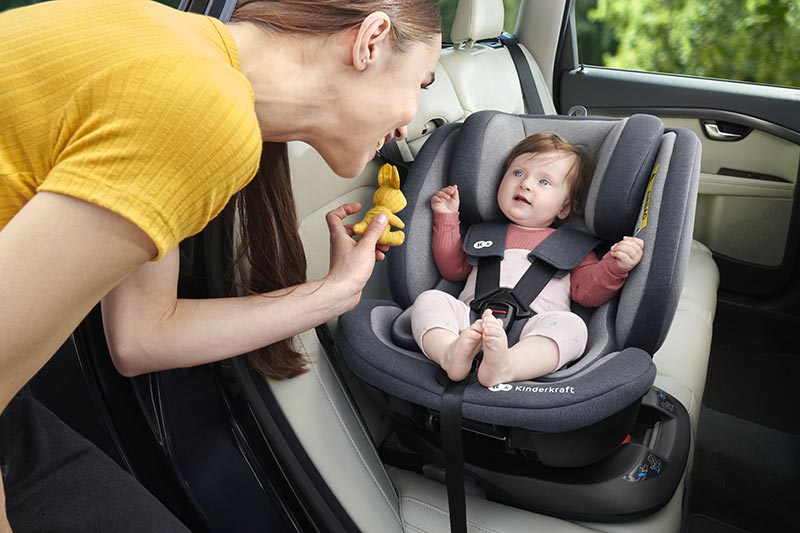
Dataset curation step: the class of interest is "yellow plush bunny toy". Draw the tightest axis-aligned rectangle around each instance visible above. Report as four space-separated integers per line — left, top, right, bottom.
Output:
353 163 407 246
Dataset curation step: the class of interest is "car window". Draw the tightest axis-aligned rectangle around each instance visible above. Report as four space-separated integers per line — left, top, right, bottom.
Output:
439 0 521 43
0 0 40 10
575 0 800 89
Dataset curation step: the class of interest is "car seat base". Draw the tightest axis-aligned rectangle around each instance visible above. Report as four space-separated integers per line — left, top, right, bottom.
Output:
381 387 689 522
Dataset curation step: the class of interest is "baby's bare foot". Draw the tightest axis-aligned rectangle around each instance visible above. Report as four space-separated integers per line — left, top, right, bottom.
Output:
443 320 483 381
478 311 512 387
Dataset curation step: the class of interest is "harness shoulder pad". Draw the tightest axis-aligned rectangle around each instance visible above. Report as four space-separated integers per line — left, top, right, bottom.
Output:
528 227 602 271
463 223 508 265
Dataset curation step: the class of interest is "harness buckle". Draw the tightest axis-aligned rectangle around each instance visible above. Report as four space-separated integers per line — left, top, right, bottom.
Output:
470 288 533 332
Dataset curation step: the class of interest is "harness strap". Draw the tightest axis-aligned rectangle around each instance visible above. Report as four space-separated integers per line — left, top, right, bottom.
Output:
510 260 560 312
473 255 502 306
468 225 603 331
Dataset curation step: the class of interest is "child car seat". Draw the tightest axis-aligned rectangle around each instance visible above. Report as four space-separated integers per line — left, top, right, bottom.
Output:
337 110 701 522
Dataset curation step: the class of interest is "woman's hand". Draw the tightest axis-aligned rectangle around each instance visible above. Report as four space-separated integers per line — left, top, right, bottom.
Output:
609 236 645 272
431 185 460 215
325 202 388 309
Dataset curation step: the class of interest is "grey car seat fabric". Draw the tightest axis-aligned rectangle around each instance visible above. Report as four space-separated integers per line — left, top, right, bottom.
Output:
338 110 701 434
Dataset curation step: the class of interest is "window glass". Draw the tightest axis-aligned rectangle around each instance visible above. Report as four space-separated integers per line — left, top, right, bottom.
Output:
0 0 43 11
575 0 800 89
439 0 521 43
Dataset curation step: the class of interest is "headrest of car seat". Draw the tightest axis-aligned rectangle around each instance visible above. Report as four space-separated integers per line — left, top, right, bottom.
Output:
449 111 664 242
404 64 465 154
450 0 504 44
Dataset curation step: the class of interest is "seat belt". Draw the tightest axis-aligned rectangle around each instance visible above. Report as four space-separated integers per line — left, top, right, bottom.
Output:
378 140 413 185
498 33 546 115
441 377 469 533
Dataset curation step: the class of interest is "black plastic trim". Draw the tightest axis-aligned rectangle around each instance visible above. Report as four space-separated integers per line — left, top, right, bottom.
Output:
552 0 575 113
230 358 362 533
589 106 800 145
561 66 800 135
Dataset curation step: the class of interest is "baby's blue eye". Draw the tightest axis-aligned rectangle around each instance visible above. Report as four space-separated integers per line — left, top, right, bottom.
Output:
539 178 551 186
514 170 524 178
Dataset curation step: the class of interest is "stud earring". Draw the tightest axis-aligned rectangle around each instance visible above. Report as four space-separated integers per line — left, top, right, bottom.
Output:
361 57 367 64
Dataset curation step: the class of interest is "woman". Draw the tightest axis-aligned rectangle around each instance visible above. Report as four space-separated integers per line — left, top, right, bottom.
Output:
0 0 441 530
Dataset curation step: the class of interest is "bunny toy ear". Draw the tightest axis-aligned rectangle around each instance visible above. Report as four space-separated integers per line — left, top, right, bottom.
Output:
377 163 401 189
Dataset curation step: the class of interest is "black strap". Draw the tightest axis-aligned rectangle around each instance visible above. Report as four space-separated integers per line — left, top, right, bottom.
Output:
510 259 560 310
441 378 469 533
469 226 601 331
473 256 502 306
378 140 411 169
498 33 546 115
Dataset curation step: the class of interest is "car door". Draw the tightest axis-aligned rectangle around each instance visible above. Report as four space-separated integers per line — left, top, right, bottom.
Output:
556 0 800 298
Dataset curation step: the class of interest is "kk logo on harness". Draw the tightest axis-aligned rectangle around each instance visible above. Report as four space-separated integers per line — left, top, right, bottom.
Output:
473 240 493 249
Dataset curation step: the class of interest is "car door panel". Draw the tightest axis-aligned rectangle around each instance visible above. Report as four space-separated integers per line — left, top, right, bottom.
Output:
560 67 800 296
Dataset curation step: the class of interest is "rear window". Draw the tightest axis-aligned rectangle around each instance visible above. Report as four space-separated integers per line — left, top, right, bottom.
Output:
575 0 800 89
440 0 521 44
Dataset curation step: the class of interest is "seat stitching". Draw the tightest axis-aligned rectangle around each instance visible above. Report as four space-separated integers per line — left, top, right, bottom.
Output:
299 333 403 525
400 496 497 533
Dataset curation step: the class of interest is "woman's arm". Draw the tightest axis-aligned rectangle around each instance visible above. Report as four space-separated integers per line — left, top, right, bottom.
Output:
0 192 155 415
102 202 388 377
0 192 156 532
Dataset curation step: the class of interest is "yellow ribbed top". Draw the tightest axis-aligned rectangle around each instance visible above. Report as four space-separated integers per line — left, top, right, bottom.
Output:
0 0 262 259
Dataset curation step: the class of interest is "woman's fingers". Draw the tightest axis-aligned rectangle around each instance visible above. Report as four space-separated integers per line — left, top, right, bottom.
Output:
326 203 362 230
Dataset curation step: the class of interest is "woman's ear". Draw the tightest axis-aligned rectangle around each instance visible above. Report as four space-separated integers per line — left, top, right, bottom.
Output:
352 11 392 70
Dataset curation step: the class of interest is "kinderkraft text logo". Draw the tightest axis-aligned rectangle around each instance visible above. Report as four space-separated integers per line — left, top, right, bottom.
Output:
488 383 576 394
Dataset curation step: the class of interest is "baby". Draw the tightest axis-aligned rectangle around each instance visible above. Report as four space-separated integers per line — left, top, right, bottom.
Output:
410 132 644 387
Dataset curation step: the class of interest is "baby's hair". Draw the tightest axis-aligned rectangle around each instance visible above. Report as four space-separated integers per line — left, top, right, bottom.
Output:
503 132 590 217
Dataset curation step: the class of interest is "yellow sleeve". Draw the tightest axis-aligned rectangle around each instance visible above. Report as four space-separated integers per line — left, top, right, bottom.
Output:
39 53 262 260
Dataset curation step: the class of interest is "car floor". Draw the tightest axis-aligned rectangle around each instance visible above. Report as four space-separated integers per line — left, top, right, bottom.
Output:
684 302 800 533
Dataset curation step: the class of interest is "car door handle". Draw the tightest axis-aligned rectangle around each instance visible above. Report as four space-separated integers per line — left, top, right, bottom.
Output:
700 119 750 142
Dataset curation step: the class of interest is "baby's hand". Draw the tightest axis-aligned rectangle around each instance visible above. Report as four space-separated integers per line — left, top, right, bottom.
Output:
609 236 644 272
431 185 460 215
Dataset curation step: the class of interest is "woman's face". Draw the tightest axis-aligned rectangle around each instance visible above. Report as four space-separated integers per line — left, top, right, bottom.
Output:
317 37 441 178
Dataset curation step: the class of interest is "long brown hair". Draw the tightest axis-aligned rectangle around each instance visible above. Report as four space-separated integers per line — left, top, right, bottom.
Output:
231 0 442 51
231 0 441 380
235 142 308 380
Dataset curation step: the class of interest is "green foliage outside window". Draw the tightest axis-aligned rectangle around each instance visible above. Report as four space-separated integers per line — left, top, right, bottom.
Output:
576 0 800 88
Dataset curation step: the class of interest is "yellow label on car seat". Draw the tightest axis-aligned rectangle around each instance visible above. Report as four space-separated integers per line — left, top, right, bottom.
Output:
639 163 660 231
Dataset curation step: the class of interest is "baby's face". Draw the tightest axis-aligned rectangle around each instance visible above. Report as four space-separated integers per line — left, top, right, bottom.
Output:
497 151 575 228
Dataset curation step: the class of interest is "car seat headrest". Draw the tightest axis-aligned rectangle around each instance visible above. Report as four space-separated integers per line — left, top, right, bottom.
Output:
449 111 664 242
450 0 504 44
404 64 465 152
